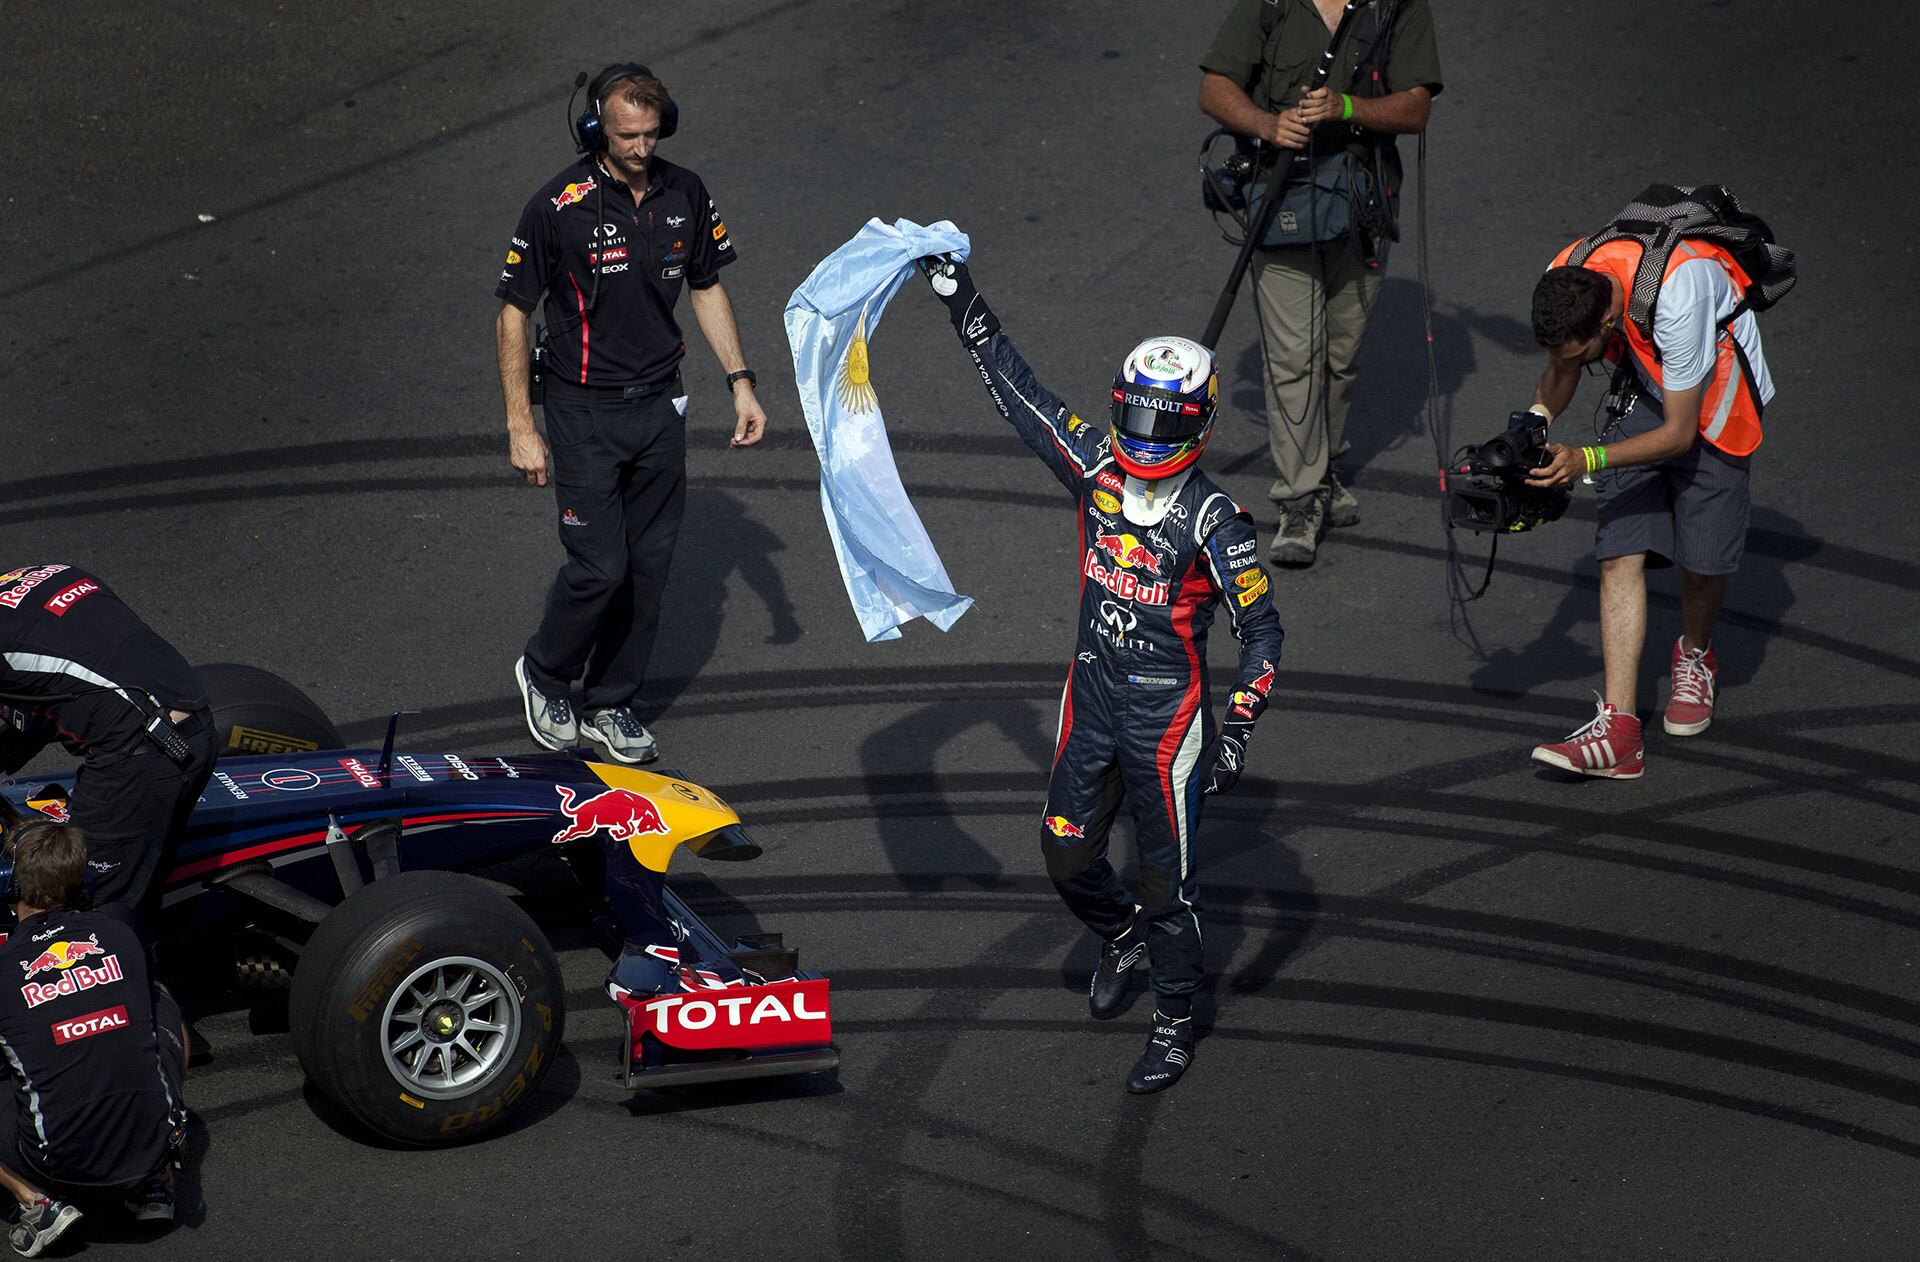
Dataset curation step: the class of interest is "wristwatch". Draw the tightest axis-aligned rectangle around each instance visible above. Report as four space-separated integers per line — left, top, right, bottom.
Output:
726 369 757 392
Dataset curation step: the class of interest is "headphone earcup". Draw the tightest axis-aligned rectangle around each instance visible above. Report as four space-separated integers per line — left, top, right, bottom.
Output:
574 105 606 153
582 62 678 146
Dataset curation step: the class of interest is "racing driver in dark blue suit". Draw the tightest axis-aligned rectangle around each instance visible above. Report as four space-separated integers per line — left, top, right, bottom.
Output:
922 255 1283 1093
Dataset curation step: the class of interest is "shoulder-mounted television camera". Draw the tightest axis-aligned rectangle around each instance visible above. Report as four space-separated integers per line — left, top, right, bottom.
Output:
1445 412 1571 534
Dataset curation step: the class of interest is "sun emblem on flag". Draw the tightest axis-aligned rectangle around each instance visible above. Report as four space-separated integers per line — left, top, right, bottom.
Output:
835 302 877 414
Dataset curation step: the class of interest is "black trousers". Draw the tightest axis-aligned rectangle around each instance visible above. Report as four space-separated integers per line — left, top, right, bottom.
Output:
524 376 687 712
70 710 216 925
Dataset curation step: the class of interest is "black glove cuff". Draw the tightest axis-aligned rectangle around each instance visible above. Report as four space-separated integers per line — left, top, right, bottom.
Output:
952 293 999 347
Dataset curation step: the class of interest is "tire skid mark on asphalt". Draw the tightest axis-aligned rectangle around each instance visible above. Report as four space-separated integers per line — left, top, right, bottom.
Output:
781 1019 1920 1165
624 1062 1314 1261
717 966 1920 1115
821 912 1141 1258
665 881 1920 1039
548 1015 1920 1166
716 770 1920 891
0 0 832 304
1339 532 1920 681
742 795 1920 934
333 667 1920 797
9 438 1899 601
650 894 1920 1066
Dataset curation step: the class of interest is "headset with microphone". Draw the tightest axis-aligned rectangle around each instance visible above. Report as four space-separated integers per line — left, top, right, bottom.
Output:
542 64 678 346
571 63 679 153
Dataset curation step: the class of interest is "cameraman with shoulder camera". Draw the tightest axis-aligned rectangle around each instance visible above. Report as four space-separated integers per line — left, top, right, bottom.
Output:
1199 0 1442 567
0 822 187 1254
1522 232 1774 779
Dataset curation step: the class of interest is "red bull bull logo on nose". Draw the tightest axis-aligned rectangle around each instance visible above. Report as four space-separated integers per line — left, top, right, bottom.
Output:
1044 816 1086 839
551 785 671 844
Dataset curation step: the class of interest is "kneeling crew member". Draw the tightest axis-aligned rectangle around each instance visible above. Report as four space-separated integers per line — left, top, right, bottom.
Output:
0 564 216 923
0 822 188 1255
922 255 1284 1093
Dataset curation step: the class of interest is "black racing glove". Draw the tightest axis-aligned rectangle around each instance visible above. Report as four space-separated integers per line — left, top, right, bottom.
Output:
919 253 999 347
1202 686 1267 796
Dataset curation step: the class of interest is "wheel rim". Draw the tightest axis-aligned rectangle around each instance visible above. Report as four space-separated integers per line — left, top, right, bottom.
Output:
379 956 522 1100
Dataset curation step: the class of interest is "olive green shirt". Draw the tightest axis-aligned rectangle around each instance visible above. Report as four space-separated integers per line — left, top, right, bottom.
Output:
1201 0 1444 113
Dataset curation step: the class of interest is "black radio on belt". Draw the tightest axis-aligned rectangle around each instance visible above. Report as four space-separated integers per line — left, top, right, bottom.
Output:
143 712 194 768
528 336 547 406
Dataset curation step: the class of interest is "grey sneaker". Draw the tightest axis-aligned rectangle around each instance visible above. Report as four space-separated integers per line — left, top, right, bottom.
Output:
10 1197 81 1257
1268 492 1326 566
515 656 577 751
1324 469 1359 528
583 707 658 765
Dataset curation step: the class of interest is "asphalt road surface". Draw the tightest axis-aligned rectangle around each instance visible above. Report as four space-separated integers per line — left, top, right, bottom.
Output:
4 1 1919 1258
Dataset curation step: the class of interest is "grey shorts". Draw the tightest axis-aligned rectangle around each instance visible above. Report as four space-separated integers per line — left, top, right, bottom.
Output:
1592 395 1752 575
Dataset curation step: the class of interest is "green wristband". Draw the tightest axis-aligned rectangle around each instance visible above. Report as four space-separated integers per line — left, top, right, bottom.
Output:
1596 445 1608 470
1341 93 1354 121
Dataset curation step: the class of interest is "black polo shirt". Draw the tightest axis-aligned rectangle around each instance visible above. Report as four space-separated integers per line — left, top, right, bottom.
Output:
0 904 176 1187
0 564 208 770
496 155 736 389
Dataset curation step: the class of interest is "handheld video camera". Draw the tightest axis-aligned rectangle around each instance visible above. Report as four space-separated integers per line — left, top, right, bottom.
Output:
1201 130 1262 219
1445 412 1571 534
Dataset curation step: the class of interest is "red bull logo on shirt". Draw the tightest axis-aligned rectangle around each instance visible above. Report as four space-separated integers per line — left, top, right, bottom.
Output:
1044 816 1086 839
550 178 596 211
1085 533 1169 605
551 785 671 844
0 565 70 609
18 935 125 1009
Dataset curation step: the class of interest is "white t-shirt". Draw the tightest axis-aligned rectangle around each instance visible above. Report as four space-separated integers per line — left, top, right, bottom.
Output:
1638 256 1774 406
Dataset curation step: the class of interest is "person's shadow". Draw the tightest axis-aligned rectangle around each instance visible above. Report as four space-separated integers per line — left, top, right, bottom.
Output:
1217 282 1529 489
1468 503 1810 701
636 487 801 723
861 699 1058 888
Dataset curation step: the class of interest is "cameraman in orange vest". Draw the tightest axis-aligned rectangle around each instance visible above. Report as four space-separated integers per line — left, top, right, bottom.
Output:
1520 234 1773 779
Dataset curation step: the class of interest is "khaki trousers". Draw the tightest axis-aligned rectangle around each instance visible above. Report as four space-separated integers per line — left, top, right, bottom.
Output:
1251 237 1384 503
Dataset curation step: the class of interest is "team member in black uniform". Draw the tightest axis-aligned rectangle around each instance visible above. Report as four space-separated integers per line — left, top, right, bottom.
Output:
0 565 215 924
0 822 187 1254
921 256 1285 1093
496 64 768 765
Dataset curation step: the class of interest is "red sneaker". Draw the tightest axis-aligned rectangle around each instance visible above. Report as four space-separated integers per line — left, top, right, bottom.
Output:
1664 638 1717 736
1532 698 1645 779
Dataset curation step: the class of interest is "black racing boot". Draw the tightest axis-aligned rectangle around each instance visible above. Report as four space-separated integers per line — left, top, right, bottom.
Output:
1125 1010 1195 1094
1088 920 1144 1019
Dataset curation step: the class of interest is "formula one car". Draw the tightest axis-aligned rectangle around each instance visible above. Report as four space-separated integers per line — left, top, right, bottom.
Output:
0 665 836 1146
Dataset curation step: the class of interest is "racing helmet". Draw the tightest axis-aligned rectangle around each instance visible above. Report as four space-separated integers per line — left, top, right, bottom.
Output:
1109 336 1217 479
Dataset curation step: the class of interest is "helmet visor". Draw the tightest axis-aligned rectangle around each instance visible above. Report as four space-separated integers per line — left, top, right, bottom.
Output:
1110 384 1211 444
1112 429 1203 471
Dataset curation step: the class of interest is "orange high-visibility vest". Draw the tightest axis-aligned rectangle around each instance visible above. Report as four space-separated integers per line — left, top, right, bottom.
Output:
1551 237 1766 456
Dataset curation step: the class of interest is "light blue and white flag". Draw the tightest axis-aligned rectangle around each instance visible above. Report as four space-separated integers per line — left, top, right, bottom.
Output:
785 217 974 643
